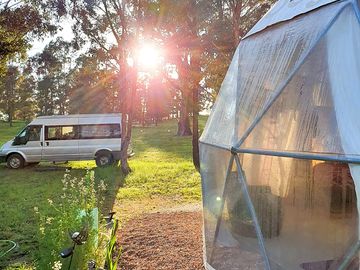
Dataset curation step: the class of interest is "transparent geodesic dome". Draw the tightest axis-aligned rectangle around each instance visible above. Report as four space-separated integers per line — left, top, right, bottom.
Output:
200 1 360 269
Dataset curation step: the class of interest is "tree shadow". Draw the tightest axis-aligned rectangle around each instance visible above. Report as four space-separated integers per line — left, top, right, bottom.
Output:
93 166 125 214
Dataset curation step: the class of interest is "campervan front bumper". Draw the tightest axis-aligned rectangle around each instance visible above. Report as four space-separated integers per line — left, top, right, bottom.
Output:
0 154 6 163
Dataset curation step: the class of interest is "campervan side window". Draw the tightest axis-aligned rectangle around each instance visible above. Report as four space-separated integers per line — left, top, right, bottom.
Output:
45 124 121 140
46 126 77 140
28 126 42 141
79 124 121 139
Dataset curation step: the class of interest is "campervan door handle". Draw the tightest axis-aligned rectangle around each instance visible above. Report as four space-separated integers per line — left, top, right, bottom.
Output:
40 142 43 146
46 142 49 146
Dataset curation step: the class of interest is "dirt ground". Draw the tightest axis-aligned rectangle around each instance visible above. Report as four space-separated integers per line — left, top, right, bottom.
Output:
118 210 204 270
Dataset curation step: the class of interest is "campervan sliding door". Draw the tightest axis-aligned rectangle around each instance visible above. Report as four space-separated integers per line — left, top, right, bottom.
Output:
42 125 80 161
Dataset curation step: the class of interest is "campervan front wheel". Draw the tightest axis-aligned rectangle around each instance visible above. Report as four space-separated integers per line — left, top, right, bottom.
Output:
7 154 25 169
95 151 114 167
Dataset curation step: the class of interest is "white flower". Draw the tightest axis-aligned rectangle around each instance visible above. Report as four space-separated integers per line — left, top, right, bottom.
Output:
52 260 62 270
70 180 75 189
99 180 107 191
47 199 53 205
46 217 54 224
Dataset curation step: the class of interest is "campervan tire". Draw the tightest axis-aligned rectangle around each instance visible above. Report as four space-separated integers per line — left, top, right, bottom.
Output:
7 153 25 169
95 151 114 167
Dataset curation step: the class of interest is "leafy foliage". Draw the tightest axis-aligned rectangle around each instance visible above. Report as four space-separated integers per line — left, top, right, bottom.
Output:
0 0 57 75
105 219 121 270
31 37 74 115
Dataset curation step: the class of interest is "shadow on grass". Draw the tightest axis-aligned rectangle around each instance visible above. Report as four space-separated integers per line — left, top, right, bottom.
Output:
93 166 125 214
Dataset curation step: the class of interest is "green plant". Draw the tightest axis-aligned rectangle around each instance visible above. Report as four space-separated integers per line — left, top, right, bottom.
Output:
4 263 35 270
105 220 121 270
34 170 107 270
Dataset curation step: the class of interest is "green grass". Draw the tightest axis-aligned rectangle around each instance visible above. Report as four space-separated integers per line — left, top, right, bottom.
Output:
0 121 27 145
0 117 206 268
121 120 202 200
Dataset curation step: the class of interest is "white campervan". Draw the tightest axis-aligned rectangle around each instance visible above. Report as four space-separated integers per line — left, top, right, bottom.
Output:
0 114 122 169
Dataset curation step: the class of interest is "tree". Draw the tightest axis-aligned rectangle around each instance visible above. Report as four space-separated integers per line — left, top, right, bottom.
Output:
65 0 148 174
15 64 38 121
0 0 57 76
68 52 119 114
0 66 20 126
31 37 73 115
201 0 276 99
155 0 212 169
156 0 274 169
0 1 59 120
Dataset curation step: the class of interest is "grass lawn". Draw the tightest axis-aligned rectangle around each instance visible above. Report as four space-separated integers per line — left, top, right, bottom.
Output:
0 117 205 269
0 121 26 145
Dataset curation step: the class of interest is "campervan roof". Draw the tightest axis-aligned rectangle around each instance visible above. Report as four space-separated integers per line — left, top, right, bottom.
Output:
31 114 121 126
244 0 339 38
36 114 121 119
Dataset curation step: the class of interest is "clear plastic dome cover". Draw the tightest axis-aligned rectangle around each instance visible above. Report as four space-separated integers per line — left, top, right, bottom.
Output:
200 1 360 269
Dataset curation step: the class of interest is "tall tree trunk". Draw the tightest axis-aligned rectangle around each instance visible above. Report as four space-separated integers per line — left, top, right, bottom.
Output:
177 99 192 136
217 0 224 21
8 111 13 127
120 65 137 175
121 108 134 175
232 0 243 47
120 113 130 174
192 86 200 171
190 46 201 170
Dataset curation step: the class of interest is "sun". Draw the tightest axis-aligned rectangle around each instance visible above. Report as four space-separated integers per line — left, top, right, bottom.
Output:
136 44 162 69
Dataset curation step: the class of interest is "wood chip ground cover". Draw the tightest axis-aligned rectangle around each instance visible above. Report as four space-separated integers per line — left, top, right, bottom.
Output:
118 211 204 270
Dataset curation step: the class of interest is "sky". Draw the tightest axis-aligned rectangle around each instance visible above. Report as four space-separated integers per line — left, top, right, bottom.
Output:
28 21 74 57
